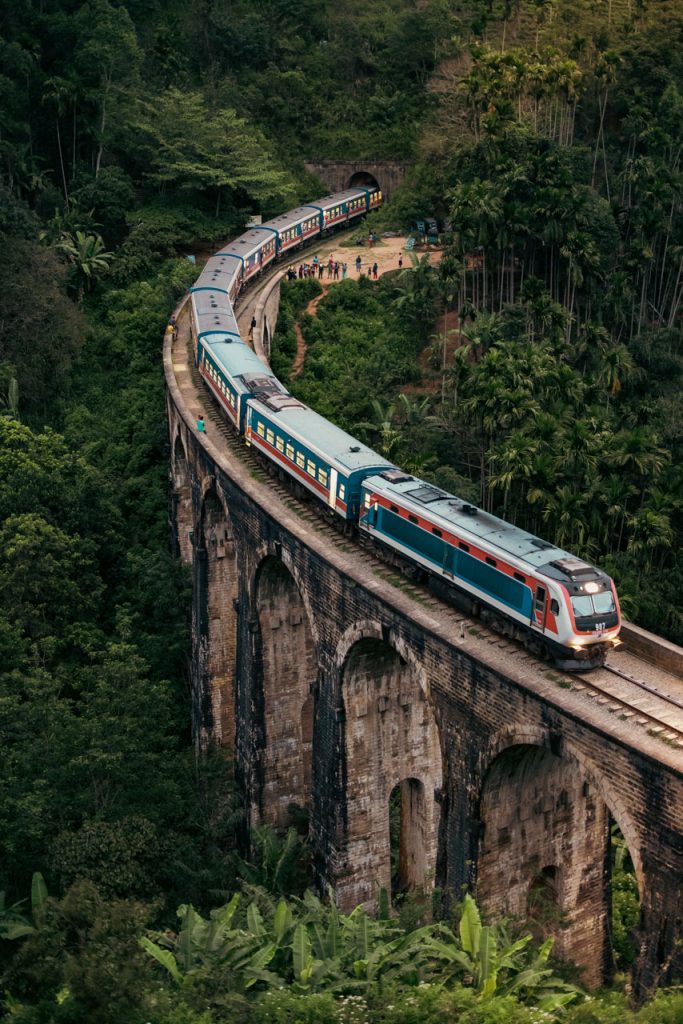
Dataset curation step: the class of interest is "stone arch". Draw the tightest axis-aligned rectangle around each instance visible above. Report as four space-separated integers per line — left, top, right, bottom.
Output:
475 735 637 988
252 554 317 829
348 170 381 192
335 627 441 912
193 483 238 749
171 431 193 565
484 725 644 890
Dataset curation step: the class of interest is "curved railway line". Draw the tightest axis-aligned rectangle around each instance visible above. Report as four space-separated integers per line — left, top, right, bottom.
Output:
172 235 683 759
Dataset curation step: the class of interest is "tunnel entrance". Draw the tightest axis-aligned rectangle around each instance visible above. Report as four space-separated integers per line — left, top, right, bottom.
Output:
348 170 380 192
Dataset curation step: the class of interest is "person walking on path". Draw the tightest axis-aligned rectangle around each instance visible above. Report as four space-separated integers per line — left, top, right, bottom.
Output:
398 253 403 269
342 262 347 279
372 262 378 280
355 255 362 274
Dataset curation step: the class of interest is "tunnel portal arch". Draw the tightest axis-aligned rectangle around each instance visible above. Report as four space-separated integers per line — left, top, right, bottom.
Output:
348 170 381 192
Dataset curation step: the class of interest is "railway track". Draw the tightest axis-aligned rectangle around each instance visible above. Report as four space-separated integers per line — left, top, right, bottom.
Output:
181 266 683 755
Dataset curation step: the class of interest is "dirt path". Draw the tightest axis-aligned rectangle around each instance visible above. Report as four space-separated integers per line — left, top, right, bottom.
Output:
291 285 331 378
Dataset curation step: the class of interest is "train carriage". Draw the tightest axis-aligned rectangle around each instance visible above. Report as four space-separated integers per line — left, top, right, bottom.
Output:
260 205 323 254
218 228 277 282
197 338 285 431
358 470 621 668
190 293 241 362
307 188 372 230
192 252 243 303
245 397 394 520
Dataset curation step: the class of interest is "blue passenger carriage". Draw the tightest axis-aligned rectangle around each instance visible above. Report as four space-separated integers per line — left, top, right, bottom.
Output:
192 252 243 303
197 336 285 431
245 397 394 520
260 206 322 255
308 188 372 231
189 288 241 361
218 228 277 283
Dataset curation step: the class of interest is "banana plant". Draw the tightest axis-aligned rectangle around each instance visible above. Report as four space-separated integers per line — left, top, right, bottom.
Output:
0 872 48 940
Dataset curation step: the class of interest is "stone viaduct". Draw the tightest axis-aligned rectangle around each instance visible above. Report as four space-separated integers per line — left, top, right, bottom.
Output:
166 276 683 1000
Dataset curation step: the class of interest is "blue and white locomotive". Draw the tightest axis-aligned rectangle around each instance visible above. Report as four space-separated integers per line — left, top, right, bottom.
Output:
187 184 621 670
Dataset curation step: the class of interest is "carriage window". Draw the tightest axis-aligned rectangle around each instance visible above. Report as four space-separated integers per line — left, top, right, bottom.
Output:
286 442 295 460
276 436 284 452
514 572 525 583
319 469 328 487
458 541 470 552
432 527 443 537
306 459 316 477
390 504 399 513
266 429 274 445
534 586 546 612
339 484 346 499
486 556 497 567
550 599 560 614
296 452 305 468
408 514 418 524
256 422 265 438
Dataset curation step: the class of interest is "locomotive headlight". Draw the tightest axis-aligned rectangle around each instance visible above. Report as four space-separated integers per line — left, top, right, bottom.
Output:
584 581 600 594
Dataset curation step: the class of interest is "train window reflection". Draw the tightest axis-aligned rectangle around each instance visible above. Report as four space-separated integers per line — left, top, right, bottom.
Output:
571 595 594 617
593 591 615 614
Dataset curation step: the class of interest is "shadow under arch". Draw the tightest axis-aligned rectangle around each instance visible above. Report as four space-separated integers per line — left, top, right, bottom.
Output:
335 631 442 913
252 554 317 830
475 734 641 988
348 170 380 192
171 432 193 565
193 483 238 750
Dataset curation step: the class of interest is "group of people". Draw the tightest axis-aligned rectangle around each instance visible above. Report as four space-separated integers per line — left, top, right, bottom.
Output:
283 249 407 286
288 256 349 281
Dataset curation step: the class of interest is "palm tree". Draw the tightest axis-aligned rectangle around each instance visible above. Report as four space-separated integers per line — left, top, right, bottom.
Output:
42 76 71 205
355 400 403 460
0 378 20 421
57 230 113 302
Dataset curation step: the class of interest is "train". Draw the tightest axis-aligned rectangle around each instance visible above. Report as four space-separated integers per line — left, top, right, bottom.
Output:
187 184 621 671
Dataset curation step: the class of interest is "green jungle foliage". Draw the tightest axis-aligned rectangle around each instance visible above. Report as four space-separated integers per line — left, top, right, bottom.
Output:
0 0 681 1018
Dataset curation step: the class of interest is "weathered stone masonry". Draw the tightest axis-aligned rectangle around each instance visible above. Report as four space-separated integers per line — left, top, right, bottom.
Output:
167 372 683 997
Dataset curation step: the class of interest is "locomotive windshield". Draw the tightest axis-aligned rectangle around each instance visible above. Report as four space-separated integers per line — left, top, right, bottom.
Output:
571 591 615 617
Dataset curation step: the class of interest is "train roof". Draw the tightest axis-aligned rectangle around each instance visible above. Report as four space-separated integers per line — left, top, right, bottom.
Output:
260 206 321 232
307 188 369 212
193 255 242 293
364 471 605 582
249 397 395 474
206 340 281 388
192 290 240 339
218 230 273 261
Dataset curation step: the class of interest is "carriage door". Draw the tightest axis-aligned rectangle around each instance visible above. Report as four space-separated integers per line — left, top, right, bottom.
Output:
328 468 338 509
533 585 547 630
